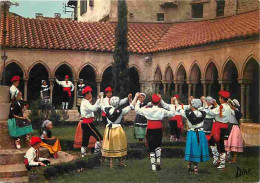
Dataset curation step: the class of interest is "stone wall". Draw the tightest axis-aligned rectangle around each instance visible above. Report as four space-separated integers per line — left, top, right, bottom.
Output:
240 123 260 146
237 0 259 14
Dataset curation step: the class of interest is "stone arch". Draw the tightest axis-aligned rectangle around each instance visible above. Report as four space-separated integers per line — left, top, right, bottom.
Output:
204 59 220 80
101 65 113 91
77 62 98 79
222 57 239 80
28 61 51 78
154 66 162 82
164 64 173 82
100 64 112 80
129 64 143 81
242 55 260 79
53 62 76 78
175 63 187 81
79 64 97 97
189 61 202 82
129 67 140 96
4 60 26 77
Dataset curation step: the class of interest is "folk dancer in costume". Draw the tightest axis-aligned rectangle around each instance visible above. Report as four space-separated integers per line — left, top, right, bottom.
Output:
40 80 51 119
101 94 138 168
77 79 85 117
202 90 231 170
8 91 33 149
101 87 130 126
225 99 243 163
177 98 210 174
55 75 74 118
40 120 61 158
10 75 20 100
24 137 50 171
135 93 176 171
80 86 103 157
133 93 147 142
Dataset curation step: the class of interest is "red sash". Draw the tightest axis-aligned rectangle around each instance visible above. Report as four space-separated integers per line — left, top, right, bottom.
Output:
147 120 163 129
169 115 183 129
82 117 94 124
102 111 106 117
63 87 71 97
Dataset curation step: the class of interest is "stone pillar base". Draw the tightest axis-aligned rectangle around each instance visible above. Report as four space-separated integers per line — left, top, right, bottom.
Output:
0 121 15 150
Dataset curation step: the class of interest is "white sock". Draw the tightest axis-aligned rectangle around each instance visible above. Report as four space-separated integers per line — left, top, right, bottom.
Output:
65 102 69 110
62 102 65 109
94 141 101 154
81 146 87 155
155 147 161 165
210 146 219 164
150 152 156 171
218 153 226 168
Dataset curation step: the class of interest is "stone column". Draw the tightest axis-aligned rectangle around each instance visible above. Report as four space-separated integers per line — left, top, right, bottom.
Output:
192 84 196 97
246 84 250 119
240 83 245 119
152 83 156 93
24 78 28 101
179 83 183 95
96 78 102 96
208 83 212 96
226 83 230 91
73 79 78 109
203 83 207 96
167 83 171 96
156 83 160 93
175 83 179 93
163 83 167 95
49 78 54 105
188 83 192 98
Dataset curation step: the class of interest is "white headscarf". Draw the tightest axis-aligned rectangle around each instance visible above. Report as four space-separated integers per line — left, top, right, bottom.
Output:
206 96 214 104
110 96 120 107
191 99 202 109
41 80 46 85
42 120 52 128
140 93 146 99
232 99 240 107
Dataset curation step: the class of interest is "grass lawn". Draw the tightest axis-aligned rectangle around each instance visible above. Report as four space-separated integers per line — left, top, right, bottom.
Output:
49 156 259 183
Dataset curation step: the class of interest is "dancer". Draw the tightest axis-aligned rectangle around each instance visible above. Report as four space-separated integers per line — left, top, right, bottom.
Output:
225 99 243 163
101 87 130 126
24 136 50 171
40 120 61 158
177 98 210 174
80 86 103 157
40 80 51 119
77 79 85 116
55 75 74 114
133 93 147 142
10 75 20 100
101 94 138 168
135 93 175 171
202 90 231 170
8 91 33 149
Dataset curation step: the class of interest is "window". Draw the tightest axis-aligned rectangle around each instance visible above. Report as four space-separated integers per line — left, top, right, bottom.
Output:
157 13 164 21
192 4 203 18
216 0 225 17
80 0 87 15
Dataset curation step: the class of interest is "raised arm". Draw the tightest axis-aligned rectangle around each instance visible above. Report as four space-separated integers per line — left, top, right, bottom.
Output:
55 78 62 85
70 82 74 91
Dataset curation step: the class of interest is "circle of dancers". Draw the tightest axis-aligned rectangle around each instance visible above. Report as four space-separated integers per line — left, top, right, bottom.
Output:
7 75 244 174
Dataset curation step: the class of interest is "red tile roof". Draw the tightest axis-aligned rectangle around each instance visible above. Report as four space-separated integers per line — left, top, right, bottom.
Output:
0 10 259 54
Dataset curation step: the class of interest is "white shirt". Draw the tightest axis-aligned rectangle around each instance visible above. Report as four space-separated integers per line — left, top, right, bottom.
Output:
230 109 239 125
80 98 100 118
160 99 190 115
10 85 19 99
24 147 48 166
199 104 216 119
102 97 128 109
103 105 134 128
135 100 175 120
55 79 74 91
178 109 204 130
204 103 231 123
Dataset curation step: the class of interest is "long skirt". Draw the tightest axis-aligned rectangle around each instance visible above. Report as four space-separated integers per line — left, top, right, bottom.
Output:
40 139 62 154
74 121 97 148
185 130 210 162
134 126 147 139
102 126 127 158
7 118 33 137
224 125 244 152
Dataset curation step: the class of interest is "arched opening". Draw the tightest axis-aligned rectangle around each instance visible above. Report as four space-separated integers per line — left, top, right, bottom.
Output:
154 67 163 94
223 60 240 101
205 62 220 99
79 65 97 98
190 63 203 97
165 66 174 96
176 65 188 98
243 58 260 123
129 67 140 96
4 62 24 96
28 63 49 103
53 64 74 109
101 66 113 92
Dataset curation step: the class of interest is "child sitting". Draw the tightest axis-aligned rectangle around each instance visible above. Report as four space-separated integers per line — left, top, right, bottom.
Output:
40 120 61 158
24 136 50 171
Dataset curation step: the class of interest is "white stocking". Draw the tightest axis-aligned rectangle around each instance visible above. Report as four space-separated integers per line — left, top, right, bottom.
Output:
150 152 156 171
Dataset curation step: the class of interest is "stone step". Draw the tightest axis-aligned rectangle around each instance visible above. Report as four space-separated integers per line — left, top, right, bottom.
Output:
0 176 28 183
0 148 49 165
0 164 28 178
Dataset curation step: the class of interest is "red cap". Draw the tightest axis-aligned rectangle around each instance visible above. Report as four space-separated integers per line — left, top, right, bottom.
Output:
11 76 20 82
174 94 179 99
65 75 69 79
30 136 41 146
219 90 230 99
105 87 113 92
152 94 161 103
82 86 92 95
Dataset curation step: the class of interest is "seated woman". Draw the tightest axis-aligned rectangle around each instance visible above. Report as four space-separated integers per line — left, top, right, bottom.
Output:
8 91 33 149
40 120 61 158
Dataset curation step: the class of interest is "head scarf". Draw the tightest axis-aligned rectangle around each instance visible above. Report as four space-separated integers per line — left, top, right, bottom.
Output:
42 120 52 128
191 99 202 109
206 96 214 104
139 93 146 99
232 99 240 107
110 96 120 107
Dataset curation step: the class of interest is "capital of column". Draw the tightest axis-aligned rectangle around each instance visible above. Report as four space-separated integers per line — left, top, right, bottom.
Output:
238 79 252 85
218 79 232 84
162 80 171 84
96 78 102 83
23 77 29 82
74 78 79 83
174 80 184 84
201 79 213 84
49 78 54 83
186 80 197 84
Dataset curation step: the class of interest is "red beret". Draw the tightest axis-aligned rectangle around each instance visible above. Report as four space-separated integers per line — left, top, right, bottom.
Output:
82 86 92 95
174 94 179 99
219 90 230 99
152 94 160 103
30 136 41 146
11 76 20 82
65 75 69 79
105 87 113 92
